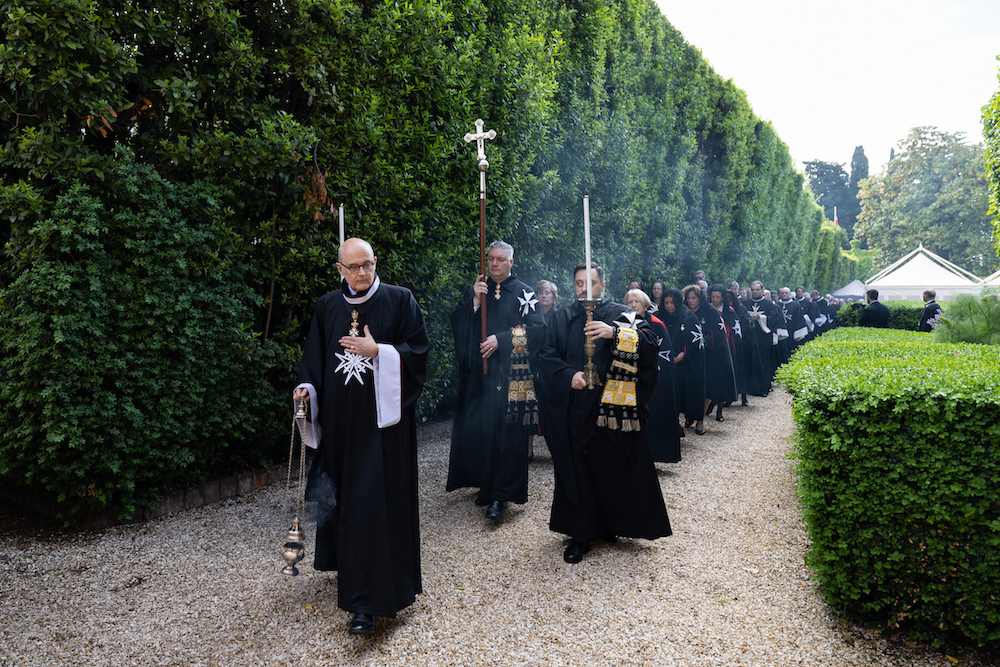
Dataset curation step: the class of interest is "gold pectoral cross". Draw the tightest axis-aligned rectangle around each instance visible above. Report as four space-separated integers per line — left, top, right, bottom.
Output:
494 283 502 300
349 309 360 337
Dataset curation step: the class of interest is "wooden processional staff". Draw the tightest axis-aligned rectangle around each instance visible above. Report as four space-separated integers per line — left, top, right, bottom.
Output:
463 118 497 374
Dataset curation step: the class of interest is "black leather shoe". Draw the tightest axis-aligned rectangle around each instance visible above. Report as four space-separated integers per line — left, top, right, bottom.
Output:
563 540 589 563
684 418 694 428
695 428 706 435
716 414 724 422
348 613 374 635
741 396 749 406
485 500 504 521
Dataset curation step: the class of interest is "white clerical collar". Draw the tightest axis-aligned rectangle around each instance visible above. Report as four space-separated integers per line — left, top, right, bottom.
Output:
778 298 793 304
344 275 381 305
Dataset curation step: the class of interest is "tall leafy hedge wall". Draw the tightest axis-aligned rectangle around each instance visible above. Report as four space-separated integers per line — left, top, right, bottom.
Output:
778 329 1000 648
1 0 856 517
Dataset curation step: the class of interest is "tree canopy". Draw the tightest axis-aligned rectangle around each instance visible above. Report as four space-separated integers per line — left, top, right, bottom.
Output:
803 146 867 241
855 127 998 278
985 56 1000 251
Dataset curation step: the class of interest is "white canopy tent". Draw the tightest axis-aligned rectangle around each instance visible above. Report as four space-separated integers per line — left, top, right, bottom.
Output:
832 279 866 300
865 244 983 301
980 269 1000 288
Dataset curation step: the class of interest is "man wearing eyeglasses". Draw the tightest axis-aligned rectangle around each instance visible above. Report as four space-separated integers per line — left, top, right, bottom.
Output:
293 237 429 636
447 240 545 523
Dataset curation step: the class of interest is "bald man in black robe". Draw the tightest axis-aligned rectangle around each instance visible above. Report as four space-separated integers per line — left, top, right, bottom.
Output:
294 238 429 635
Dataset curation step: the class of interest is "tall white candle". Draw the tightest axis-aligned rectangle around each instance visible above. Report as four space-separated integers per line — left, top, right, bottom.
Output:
339 203 345 246
583 195 592 300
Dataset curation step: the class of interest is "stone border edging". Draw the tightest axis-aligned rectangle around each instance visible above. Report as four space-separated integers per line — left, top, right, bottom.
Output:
2 419 453 530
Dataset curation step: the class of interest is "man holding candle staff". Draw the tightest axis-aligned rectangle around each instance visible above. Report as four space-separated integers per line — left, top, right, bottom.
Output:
537 262 672 564
447 240 545 523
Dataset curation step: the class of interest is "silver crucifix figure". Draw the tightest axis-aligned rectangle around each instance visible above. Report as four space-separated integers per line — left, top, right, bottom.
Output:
464 118 497 176
464 118 497 374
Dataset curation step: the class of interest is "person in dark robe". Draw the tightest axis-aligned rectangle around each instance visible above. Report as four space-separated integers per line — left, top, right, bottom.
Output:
741 280 779 397
294 237 429 636
794 287 817 342
538 262 672 564
810 290 830 337
529 279 561 460
536 279 560 324
650 281 665 313
626 288 680 463
447 240 545 523
859 288 890 328
658 287 698 439
775 287 808 365
685 285 736 430
917 289 942 331
724 290 750 407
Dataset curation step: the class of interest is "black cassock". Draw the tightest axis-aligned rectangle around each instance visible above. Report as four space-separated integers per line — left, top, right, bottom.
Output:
723 305 748 397
537 299 671 544
690 304 737 404
775 298 808 365
298 279 429 618
645 313 681 463
741 297 779 396
660 306 702 423
447 274 545 504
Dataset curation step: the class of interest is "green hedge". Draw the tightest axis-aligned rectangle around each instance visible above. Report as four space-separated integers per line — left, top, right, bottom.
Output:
835 300 925 330
0 156 284 520
778 329 1000 648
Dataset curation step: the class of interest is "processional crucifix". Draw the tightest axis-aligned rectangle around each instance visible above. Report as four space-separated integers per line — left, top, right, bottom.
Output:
464 118 498 374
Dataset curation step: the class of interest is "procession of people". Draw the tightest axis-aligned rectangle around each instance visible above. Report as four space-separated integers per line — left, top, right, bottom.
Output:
290 231 855 634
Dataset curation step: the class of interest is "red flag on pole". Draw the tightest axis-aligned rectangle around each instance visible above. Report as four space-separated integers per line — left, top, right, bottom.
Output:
833 206 839 227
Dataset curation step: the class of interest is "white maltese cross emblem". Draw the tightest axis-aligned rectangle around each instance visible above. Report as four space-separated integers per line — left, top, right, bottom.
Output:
691 323 705 349
517 289 539 316
335 350 374 385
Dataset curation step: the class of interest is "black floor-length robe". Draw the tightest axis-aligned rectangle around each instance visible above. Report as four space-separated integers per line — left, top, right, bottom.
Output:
645 313 681 463
669 307 706 422
776 298 808 365
447 273 545 504
723 304 748 398
690 303 737 405
741 296 779 396
298 278 429 618
538 299 671 544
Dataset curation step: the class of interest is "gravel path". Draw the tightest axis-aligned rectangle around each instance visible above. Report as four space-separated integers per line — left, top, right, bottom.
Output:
1 389 994 666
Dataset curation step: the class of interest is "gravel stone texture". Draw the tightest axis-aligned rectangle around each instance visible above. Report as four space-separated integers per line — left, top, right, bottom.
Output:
2 388 996 666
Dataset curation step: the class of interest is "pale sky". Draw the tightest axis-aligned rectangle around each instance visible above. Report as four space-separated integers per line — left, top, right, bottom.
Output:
653 0 1000 173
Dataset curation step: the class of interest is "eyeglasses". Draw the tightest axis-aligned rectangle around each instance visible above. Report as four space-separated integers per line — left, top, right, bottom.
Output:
338 260 375 275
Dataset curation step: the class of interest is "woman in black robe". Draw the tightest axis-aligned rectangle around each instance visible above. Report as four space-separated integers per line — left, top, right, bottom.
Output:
724 290 750 407
650 281 665 314
660 287 704 435
625 288 680 463
530 279 560 460
683 284 736 434
706 284 740 422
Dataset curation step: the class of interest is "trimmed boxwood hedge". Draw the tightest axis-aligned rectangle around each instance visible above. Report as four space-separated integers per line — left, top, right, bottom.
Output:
778 328 1000 648
835 300 926 330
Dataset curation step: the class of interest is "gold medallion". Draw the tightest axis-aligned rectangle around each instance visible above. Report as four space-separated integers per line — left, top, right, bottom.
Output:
349 309 360 337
